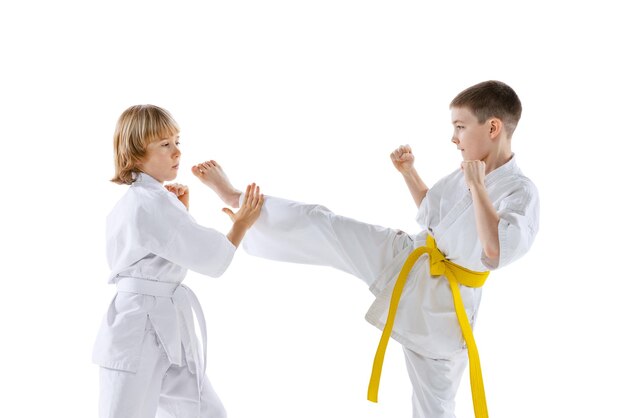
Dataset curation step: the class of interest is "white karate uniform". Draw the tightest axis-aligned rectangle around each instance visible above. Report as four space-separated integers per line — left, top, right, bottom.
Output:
242 156 539 418
93 173 236 418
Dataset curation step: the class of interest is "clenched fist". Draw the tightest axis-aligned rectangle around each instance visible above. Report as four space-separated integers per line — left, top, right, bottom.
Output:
460 160 486 190
390 144 415 175
165 183 190 210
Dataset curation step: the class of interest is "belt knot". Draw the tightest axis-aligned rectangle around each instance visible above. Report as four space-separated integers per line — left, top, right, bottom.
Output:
367 235 490 417
426 235 446 276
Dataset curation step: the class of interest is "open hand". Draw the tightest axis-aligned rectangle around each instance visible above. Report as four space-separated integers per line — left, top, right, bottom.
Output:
222 183 263 228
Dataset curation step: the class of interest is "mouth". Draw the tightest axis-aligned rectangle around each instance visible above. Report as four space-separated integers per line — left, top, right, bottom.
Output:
173 164 179 169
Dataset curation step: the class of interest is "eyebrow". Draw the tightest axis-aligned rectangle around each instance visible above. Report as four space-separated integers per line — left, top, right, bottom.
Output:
452 120 465 125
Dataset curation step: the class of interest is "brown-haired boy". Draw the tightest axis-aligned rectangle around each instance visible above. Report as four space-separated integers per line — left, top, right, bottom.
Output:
198 80 539 417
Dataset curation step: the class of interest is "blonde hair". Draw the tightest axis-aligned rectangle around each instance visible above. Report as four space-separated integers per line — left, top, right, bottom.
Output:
111 105 180 185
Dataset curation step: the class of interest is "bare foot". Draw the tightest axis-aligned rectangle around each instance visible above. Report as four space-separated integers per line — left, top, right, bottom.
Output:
192 160 242 208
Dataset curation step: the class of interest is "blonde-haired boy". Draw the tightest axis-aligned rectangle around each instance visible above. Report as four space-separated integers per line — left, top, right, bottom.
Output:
93 104 264 418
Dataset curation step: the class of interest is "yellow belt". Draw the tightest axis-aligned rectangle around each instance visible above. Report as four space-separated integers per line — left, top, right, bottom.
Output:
367 235 490 418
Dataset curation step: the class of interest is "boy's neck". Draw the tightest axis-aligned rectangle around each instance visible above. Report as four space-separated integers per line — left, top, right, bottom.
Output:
483 141 513 175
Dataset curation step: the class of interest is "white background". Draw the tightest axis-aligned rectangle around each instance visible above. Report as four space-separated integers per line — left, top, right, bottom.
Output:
1 1 624 417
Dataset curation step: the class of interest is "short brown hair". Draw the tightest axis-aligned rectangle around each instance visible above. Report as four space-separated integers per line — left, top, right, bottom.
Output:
111 105 179 185
450 80 522 138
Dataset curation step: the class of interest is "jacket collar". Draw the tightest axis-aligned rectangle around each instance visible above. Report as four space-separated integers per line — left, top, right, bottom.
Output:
485 154 520 187
131 172 163 189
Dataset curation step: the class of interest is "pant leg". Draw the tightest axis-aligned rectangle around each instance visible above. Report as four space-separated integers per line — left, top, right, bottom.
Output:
99 326 170 418
243 196 410 287
157 364 226 418
402 347 468 418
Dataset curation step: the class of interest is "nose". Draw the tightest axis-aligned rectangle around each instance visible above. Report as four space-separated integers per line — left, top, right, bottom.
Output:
451 136 459 145
172 143 181 159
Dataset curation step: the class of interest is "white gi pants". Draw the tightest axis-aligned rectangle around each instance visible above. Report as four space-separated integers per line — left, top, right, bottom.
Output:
243 197 467 418
403 347 467 418
99 322 226 418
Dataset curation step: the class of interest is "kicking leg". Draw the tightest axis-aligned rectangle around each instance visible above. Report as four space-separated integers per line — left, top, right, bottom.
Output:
193 161 412 286
192 160 241 208
242 195 411 287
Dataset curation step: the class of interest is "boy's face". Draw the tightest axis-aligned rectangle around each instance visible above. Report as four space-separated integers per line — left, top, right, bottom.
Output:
139 134 181 183
450 106 495 162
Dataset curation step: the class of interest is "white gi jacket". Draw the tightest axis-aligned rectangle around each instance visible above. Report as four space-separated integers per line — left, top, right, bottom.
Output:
366 155 540 359
93 173 236 373
243 156 539 360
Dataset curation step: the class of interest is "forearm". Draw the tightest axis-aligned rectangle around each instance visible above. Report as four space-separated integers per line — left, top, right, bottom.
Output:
226 221 249 248
469 184 500 260
402 168 429 208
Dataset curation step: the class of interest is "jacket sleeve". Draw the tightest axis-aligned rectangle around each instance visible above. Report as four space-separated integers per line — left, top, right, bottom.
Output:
136 193 236 277
481 179 540 270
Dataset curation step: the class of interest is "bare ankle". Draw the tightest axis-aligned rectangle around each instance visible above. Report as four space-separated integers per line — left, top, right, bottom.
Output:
228 191 242 208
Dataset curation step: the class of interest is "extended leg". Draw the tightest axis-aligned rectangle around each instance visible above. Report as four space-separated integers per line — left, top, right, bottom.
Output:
243 196 411 287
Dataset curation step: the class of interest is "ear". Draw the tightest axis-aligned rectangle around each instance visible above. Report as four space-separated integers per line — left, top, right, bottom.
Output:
488 118 503 139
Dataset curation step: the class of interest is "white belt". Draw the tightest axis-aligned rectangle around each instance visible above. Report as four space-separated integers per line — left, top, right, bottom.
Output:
116 277 208 402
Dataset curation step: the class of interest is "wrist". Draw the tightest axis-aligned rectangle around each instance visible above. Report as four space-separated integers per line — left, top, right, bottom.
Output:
401 167 418 179
233 219 251 231
468 181 486 194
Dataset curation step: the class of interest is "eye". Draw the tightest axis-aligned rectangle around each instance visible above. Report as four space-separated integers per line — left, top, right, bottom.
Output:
455 125 464 130
162 143 169 147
